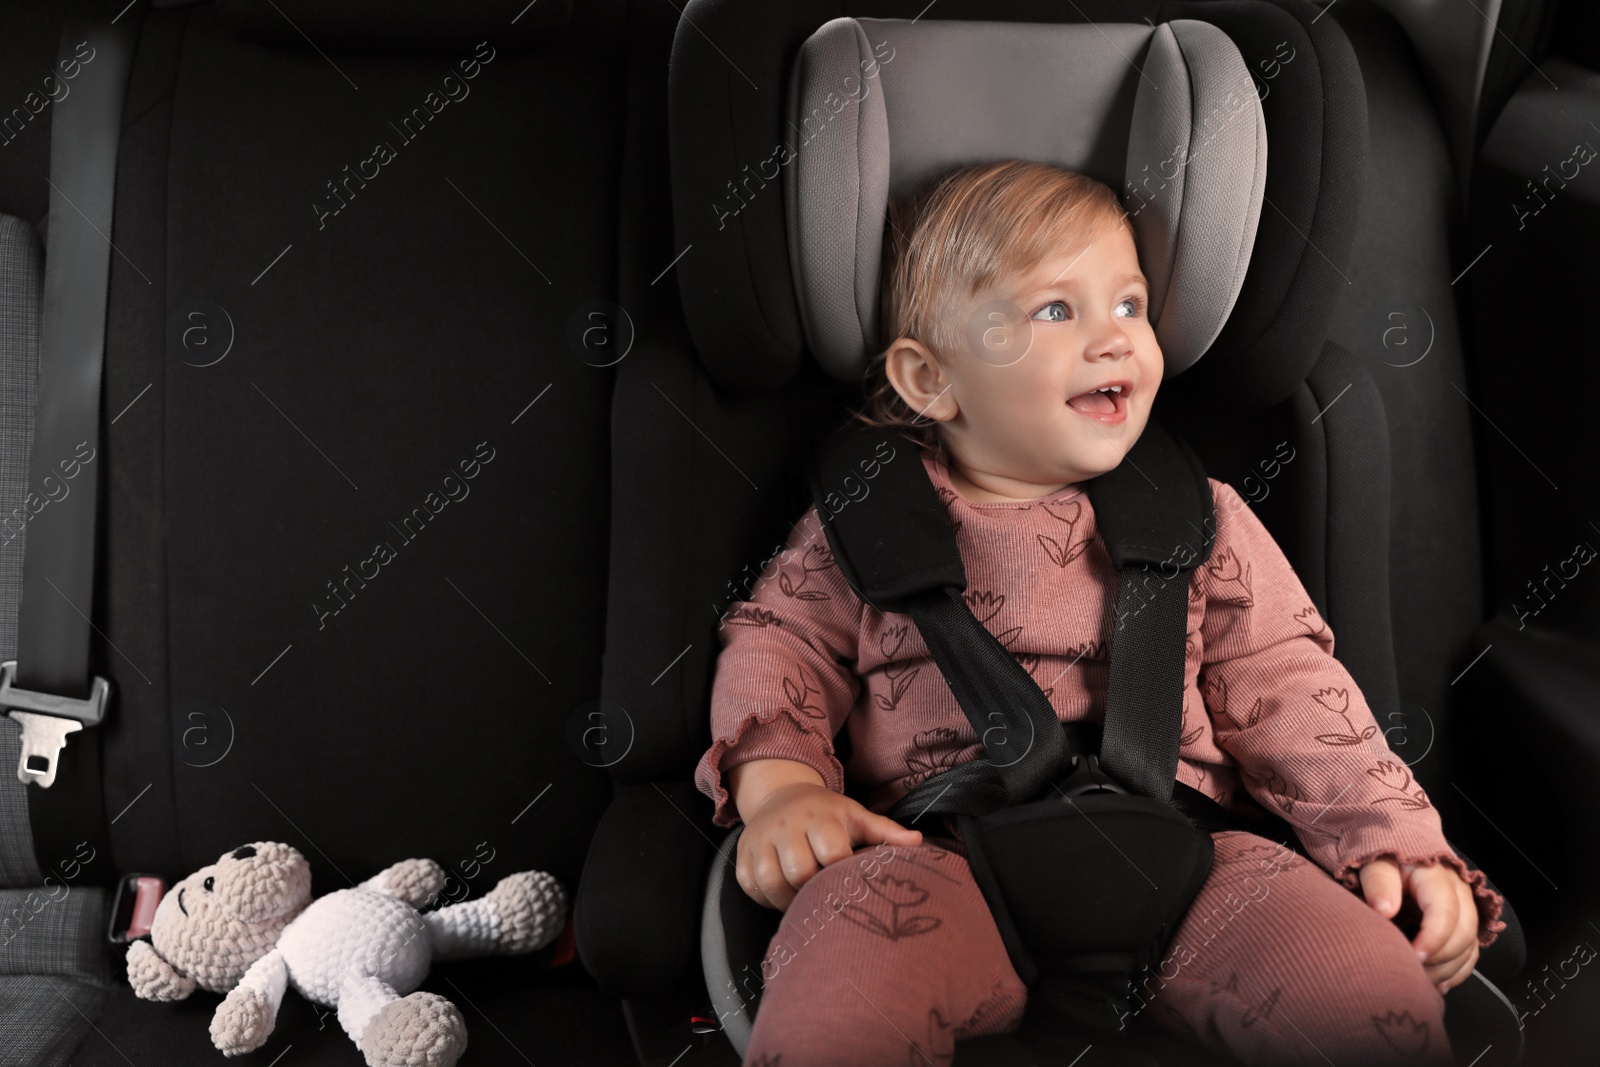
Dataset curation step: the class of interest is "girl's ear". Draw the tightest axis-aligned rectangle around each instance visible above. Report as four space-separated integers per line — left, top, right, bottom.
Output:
126 939 197 1001
884 337 958 423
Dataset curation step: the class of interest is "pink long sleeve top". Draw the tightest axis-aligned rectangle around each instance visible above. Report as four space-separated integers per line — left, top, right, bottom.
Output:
694 445 1506 947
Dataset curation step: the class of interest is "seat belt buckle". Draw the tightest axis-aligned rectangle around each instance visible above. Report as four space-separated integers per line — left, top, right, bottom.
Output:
1053 752 1129 799
0 660 111 788
107 872 165 944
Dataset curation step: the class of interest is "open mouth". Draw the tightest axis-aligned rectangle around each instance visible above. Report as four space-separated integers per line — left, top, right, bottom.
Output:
1066 381 1130 423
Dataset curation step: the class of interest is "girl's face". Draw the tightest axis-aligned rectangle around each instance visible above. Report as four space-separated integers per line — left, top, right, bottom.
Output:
888 220 1163 501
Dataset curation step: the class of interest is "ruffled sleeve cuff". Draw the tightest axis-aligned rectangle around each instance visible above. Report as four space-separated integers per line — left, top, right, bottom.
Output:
1331 846 1508 949
693 705 848 828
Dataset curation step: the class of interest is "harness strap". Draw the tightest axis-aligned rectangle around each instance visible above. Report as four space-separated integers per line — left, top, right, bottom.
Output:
1086 429 1217 802
809 417 1215 821
809 425 1071 818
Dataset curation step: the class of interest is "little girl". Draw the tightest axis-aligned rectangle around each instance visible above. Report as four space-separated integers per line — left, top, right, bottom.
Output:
694 160 1505 1067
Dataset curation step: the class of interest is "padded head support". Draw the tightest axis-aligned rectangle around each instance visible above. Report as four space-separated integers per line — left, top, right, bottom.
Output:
786 17 1266 383
669 1 1366 406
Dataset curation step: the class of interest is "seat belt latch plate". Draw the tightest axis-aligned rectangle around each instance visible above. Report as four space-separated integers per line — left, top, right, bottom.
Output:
1 660 110 788
107 872 165 944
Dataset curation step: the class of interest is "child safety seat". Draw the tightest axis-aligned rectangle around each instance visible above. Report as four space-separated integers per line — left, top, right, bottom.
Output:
675 4 1523 1062
657 2 1529 1063
695 9 1272 1052
703 16 1275 1056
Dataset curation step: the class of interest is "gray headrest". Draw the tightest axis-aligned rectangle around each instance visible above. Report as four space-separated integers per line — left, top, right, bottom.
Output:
784 17 1267 382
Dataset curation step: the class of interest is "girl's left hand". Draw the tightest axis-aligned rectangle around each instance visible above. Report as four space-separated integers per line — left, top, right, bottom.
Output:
1359 856 1480 995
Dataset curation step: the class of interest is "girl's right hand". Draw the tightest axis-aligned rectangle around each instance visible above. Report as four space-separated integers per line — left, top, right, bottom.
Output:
734 782 923 911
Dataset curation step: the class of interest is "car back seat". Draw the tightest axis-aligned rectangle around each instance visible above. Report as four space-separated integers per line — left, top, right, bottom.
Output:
0 0 673 1062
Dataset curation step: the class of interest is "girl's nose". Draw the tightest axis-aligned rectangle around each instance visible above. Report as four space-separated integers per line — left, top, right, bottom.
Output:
1087 332 1134 361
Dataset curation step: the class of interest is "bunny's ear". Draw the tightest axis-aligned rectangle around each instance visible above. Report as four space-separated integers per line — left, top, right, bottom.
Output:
126 939 196 1001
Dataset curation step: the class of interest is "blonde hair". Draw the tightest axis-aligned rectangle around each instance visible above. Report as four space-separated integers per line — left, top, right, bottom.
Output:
851 160 1135 458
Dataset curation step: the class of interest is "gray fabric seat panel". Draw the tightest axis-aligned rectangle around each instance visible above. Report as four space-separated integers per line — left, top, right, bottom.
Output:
785 16 1266 382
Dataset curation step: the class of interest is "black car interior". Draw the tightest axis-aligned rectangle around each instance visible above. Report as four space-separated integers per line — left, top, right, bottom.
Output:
0 0 1597 1065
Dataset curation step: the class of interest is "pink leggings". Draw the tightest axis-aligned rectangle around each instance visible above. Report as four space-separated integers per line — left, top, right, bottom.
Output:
741 829 1454 1067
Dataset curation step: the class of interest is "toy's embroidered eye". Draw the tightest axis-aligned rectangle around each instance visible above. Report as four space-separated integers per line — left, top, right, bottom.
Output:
203 876 214 892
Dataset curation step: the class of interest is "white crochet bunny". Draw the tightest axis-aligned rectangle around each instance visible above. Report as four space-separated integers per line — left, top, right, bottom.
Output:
124 841 567 1065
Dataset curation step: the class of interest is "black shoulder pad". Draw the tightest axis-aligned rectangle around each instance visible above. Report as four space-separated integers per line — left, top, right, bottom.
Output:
1087 418 1216 573
807 423 965 614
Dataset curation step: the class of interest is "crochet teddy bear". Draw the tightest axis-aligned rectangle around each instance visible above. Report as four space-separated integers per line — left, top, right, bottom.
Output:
124 841 567 1065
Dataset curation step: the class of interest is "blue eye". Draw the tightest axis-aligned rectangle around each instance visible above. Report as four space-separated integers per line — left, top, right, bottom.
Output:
1115 295 1145 318
1031 301 1067 323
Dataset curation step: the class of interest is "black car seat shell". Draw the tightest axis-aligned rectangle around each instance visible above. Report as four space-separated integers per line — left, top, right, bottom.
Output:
578 0 1529 1063
587 0 1364 994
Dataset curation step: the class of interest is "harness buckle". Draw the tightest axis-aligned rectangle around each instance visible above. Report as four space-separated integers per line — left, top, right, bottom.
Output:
1 660 111 788
1052 752 1129 798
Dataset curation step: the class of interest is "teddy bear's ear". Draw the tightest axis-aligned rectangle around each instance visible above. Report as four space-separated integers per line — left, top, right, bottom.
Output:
126 939 196 1001
217 841 311 924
